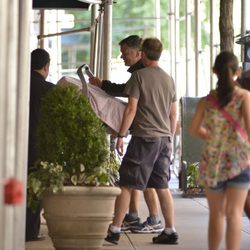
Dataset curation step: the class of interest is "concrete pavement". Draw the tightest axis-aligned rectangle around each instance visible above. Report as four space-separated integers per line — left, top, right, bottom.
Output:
25 175 250 250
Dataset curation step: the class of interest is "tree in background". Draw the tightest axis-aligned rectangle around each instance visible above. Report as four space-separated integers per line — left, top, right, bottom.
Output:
219 0 234 52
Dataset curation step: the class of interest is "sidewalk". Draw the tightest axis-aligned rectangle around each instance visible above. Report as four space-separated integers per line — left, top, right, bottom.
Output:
25 177 250 250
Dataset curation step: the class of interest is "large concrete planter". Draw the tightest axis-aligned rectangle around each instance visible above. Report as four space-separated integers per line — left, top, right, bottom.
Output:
42 186 121 250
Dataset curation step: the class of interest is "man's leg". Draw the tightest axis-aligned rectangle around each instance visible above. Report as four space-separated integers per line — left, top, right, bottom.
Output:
155 188 175 228
130 188 163 233
121 189 141 231
128 188 160 222
105 186 132 244
129 189 141 217
152 188 178 244
113 186 132 227
144 188 159 218
25 202 42 241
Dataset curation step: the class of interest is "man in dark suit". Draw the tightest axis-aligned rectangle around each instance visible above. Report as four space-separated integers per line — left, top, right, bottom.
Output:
26 48 54 241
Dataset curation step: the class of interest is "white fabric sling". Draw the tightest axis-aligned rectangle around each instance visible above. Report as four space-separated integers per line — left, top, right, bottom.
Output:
57 76 126 134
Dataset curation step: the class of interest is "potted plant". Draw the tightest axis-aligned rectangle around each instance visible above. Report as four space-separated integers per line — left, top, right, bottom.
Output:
27 85 120 250
185 162 204 197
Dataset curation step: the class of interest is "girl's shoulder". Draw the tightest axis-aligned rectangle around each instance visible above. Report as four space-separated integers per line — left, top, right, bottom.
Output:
206 89 217 99
204 89 218 104
234 85 250 99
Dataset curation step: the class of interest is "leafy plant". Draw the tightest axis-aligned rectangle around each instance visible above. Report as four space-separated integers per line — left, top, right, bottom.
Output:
27 85 119 210
187 162 200 188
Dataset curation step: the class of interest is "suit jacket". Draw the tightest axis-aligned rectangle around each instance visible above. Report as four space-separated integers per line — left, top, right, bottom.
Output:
28 71 54 168
101 59 144 97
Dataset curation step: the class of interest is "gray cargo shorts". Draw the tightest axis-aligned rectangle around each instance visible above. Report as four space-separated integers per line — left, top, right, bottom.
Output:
119 136 172 190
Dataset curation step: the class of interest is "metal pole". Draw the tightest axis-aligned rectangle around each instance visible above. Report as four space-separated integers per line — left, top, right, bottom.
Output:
96 11 103 77
168 0 175 79
92 17 99 76
102 0 113 80
90 4 98 72
37 27 90 40
209 0 215 90
194 0 200 96
39 9 45 48
154 0 161 39
175 0 180 98
241 0 246 63
185 0 191 96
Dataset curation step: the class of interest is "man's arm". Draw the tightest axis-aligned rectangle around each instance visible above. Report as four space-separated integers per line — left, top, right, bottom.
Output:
102 80 127 97
116 96 138 155
169 101 178 136
89 77 128 97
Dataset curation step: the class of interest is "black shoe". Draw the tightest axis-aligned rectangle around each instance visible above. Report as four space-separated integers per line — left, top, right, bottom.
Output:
26 234 45 242
152 231 178 244
105 226 120 245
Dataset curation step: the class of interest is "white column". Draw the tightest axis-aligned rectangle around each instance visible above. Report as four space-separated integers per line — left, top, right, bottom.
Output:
194 0 201 96
0 0 7 247
0 0 31 249
102 0 113 80
168 0 175 79
174 0 180 98
3 0 19 247
210 0 215 90
185 0 191 96
14 0 32 248
154 0 161 39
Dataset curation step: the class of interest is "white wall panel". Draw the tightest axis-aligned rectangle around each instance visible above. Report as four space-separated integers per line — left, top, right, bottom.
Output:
0 1 31 249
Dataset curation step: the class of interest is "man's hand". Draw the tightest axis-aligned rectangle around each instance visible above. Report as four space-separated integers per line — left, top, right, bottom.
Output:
89 77 102 88
116 137 124 156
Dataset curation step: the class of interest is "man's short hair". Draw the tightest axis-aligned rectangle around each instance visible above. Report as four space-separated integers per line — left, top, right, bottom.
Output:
142 37 163 61
119 35 143 50
31 48 50 70
240 70 250 91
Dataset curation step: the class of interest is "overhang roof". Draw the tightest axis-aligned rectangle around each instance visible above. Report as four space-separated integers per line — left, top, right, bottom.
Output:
32 0 90 9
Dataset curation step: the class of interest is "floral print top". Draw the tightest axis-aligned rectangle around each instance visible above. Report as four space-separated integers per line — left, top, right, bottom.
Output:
199 87 250 187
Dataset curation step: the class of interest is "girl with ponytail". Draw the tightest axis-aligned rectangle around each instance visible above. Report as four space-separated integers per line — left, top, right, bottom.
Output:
189 51 250 250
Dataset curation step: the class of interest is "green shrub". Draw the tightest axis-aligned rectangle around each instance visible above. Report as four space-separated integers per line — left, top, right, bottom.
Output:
187 162 199 188
27 85 119 210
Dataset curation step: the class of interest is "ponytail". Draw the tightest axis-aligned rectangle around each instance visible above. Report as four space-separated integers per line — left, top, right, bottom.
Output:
217 64 234 107
213 51 238 107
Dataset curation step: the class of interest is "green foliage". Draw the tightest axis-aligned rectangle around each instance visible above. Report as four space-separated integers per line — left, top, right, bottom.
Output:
112 0 167 56
27 85 119 209
62 1 211 59
38 85 108 175
187 162 199 188
27 162 66 211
